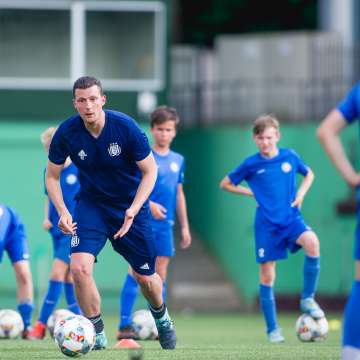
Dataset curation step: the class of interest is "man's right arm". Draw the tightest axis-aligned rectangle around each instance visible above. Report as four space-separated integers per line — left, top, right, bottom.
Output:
317 109 360 187
46 161 76 234
219 176 254 196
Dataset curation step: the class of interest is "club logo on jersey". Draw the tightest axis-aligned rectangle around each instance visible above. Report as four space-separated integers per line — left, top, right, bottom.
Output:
71 234 80 247
66 174 77 185
258 248 265 258
170 161 179 172
108 143 121 157
78 149 87 160
140 263 150 270
281 162 292 173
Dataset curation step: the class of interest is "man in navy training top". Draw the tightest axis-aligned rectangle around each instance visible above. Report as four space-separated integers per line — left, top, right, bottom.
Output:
318 82 360 360
28 127 81 340
0 204 34 338
220 114 324 343
46 76 176 350
117 106 192 340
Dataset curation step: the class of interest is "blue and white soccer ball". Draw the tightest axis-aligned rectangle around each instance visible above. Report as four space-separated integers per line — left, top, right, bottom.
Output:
132 309 158 340
54 315 95 357
0 309 24 339
295 313 328 342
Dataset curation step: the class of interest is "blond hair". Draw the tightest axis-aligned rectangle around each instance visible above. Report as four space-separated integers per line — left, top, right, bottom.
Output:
40 127 57 147
252 114 280 135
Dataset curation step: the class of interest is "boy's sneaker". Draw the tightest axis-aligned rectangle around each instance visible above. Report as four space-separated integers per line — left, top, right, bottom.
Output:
300 297 325 319
155 318 176 349
268 328 285 343
93 331 107 350
27 322 46 340
22 327 32 340
116 326 138 340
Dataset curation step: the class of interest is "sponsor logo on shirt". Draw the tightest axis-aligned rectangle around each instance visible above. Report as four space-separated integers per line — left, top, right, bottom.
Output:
257 169 265 174
281 162 292 173
108 143 121 157
71 234 80 247
78 149 87 160
66 174 77 185
170 162 179 172
140 263 150 270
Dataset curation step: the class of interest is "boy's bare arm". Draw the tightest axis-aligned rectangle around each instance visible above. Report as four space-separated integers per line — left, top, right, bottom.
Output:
219 176 254 197
291 169 314 209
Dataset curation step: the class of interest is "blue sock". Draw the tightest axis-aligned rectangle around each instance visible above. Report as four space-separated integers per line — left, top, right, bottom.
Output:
259 284 277 334
17 302 34 330
119 274 139 329
162 281 167 303
38 280 63 324
64 282 81 315
343 281 360 348
302 256 320 299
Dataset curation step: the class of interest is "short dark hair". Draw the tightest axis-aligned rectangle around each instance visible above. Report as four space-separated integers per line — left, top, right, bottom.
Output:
72 76 103 97
150 106 179 128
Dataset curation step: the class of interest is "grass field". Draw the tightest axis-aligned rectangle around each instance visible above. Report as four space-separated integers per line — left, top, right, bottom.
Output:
1 313 341 360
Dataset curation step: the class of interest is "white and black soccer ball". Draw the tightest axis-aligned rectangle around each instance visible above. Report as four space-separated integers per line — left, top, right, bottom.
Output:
0 309 24 339
47 309 75 338
132 309 158 340
295 313 329 342
54 315 95 357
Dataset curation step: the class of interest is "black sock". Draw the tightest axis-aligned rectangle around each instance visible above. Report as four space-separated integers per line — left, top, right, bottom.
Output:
87 314 104 334
149 303 166 319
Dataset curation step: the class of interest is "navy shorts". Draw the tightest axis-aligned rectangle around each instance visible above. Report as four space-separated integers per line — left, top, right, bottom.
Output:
2 220 30 264
152 224 175 257
254 213 312 263
72 198 156 275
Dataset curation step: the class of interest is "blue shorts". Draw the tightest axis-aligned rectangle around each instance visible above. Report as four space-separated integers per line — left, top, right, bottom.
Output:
72 198 156 275
152 223 175 257
51 231 71 264
1 218 30 264
254 213 311 263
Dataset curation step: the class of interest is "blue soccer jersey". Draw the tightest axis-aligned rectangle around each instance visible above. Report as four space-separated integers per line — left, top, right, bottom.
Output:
337 81 360 124
151 150 185 228
48 110 151 212
228 148 309 225
47 162 80 238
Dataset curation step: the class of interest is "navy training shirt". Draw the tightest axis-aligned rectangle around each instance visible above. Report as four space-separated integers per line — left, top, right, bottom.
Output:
48 110 151 210
228 148 309 225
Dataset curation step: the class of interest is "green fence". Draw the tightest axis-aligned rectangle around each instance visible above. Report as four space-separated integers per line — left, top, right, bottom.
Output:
174 124 358 303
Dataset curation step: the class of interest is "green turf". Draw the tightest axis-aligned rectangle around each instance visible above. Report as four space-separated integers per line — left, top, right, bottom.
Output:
0 313 341 359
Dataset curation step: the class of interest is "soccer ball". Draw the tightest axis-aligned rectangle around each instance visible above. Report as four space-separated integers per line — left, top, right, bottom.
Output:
0 309 24 339
132 309 158 340
47 309 75 338
54 315 95 357
295 313 329 342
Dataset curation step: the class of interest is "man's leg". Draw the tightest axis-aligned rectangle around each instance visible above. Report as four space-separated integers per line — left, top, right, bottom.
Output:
70 252 107 350
64 269 81 315
133 270 176 349
13 260 34 336
156 256 170 302
342 261 360 359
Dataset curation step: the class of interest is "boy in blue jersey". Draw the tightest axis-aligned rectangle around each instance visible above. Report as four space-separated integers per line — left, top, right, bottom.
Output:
117 106 191 340
28 127 81 340
0 204 34 338
46 76 176 350
318 82 360 360
220 114 324 343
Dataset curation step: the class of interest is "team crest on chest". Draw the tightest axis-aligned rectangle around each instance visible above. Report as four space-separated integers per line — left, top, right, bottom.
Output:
108 142 121 157
281 162 292 173
170 161 179 172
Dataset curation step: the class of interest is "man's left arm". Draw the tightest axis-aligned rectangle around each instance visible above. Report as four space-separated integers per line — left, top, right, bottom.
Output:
176 184 192 249
114 152 157 239
292 168 315 209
